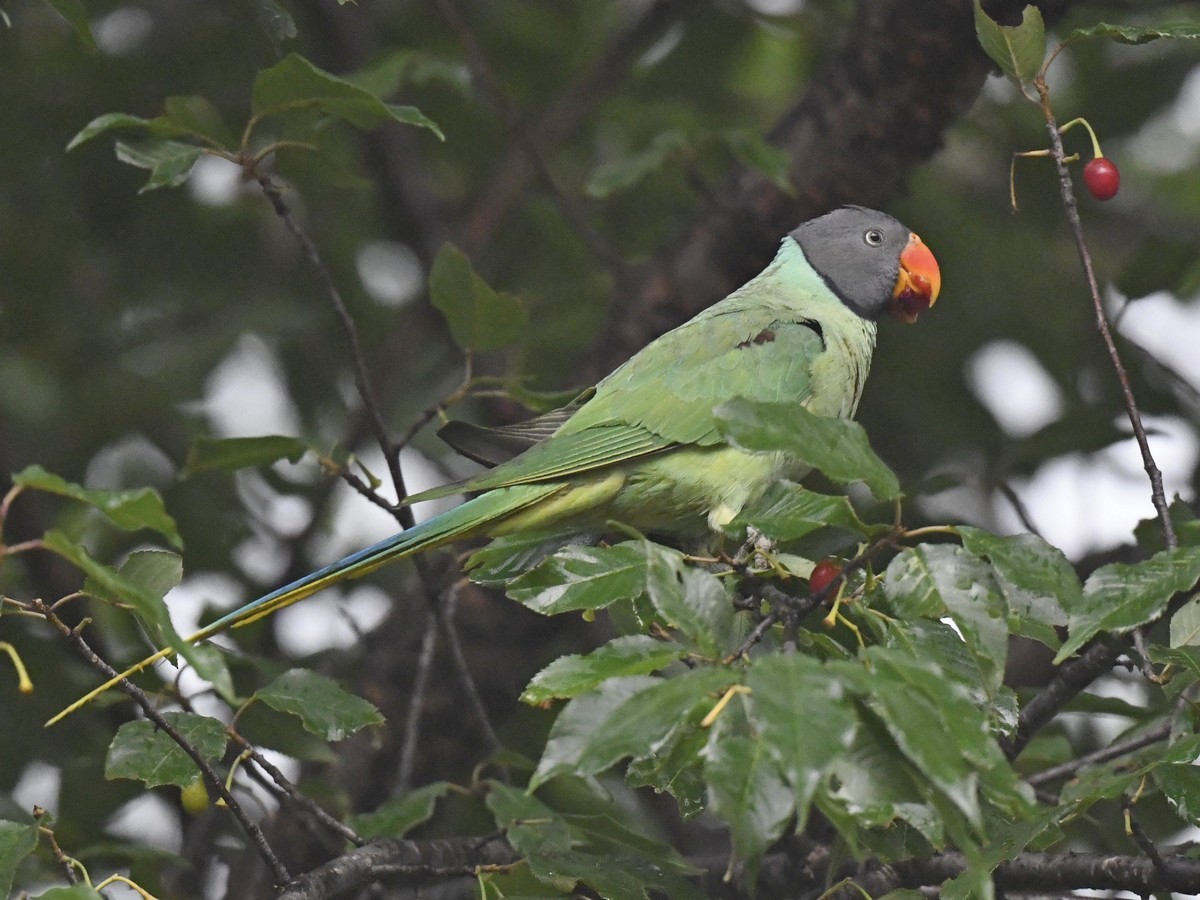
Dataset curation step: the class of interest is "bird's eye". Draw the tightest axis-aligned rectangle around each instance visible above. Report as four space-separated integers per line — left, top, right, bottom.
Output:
864 229 884 246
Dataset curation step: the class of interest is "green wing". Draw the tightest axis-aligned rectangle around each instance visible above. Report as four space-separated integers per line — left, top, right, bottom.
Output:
409 308 824 504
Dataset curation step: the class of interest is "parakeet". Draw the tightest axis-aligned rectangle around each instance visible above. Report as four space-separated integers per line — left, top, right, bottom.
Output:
67 206 940 711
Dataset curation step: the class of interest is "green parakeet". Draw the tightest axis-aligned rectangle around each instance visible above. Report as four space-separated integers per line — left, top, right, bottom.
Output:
67 206 940 711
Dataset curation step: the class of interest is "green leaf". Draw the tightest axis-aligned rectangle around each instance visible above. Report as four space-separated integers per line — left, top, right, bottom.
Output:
14 464 182 548
0 820 39 899
105 712 227 788
486 783 572 858
885 546 1009 698
254 0 299 45
1069 22 1200 44
42 0 96 50
728 482 871 541
349 782 451 839
716 398 902 500
68 112 156 151
466 530 578 586
1153 761 1200 826
507 542 651 615
69 97 233 153
643 544 736 658
487 783 703 900
43 533 228 690
531 668 735 789
115 138 206 192
182 435 310 476
253 53 443 139
973 1 1046 86
745 655 857 823
160 95 237 149
703 730 792 868
429 243 527 352
1171 597 1200 648
253 669 384 741
1055 546 1200 662
521 635 687 704
585 131 689 198
626 725 709 817
853 649 1000 830
720 130 792 193
85 548 183 607
958 527 1073 646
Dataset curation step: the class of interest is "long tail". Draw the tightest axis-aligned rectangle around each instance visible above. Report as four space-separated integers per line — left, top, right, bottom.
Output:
48 483 564 725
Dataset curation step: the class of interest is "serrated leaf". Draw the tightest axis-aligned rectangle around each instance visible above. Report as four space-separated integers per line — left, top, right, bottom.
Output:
1171 597 1200 648
522 635 686 704
585 131 689 198
253 669 384 741
716 398 901 500
703 731 792 868
105 712 227 788
1153 762 1200 826
958 527 1073 647
487 784 703 900
349 782 451 839
115 138 206 192
507 542 650 614
973 1 1046 86
626 726 709 817
746 655 857 823
182 435 310 476
643 545 735 658
728 482 871 541
43 0 96 49
1055 546 1200 662
466 530 579 586
13 464 181 548
721 129 792 192
1069 22 1200 44
885 545 1009 697
253 53 443 139
429 243 527 352
852 649 999 830
0 820 39 898
531 669 734 789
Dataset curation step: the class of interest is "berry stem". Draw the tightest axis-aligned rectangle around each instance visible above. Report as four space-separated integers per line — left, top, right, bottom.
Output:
1059 117 1104 159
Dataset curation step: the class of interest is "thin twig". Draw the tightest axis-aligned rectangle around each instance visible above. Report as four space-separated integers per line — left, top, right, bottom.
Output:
255 175 413 529
35 821 80 885
1124 804 1172 885
439 581 505 764
1026 721 1171 787
997 481 1044 539
1004 639 1122 760
1034 79 1177 552
227 730 365 847
34 602 290 885
397 607 441 794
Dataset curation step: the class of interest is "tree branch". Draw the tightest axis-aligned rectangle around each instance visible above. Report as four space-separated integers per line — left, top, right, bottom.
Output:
276 835 519 900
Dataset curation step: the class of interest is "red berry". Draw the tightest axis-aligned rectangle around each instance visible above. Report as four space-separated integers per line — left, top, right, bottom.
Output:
1083 157 1120 201
809 559 842 595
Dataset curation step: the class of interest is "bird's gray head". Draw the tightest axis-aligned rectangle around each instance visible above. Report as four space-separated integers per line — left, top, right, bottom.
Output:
789 206 941 323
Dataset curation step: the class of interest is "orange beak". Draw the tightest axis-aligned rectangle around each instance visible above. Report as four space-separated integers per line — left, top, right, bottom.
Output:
890 233 941 324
